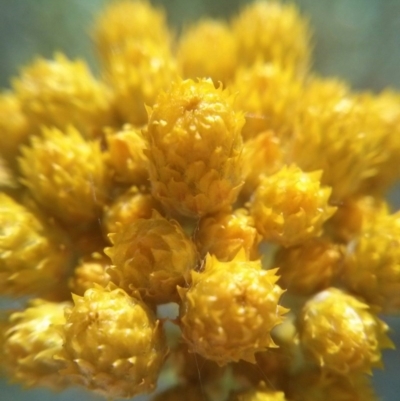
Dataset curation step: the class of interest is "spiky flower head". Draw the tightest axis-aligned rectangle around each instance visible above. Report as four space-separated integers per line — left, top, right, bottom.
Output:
107 39 178 126
12 53 114 138
102 186 161 238
105 125 149 185
93 0 171 64
195 208 261 261
250 165 336 247
106 211 198 304
3 299 70 389
232 63 303 141
19 126 111 226
298 288 393 374
342 211 400 313
0 194 72 297
177 19 238 85
57 284 167 399
275 237 343 296
231 0 312 75
144 78 244 217
179 251 287 365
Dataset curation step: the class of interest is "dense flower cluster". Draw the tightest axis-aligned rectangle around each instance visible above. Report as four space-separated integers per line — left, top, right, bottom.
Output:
0 1 399 400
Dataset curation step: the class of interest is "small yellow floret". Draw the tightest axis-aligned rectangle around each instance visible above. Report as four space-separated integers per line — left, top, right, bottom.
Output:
106 211 198 304
3 300 71 389
177 19 238 85
13 53 114 138
298 288 393 374
144 78 244 217
57 284 167 399
250 165 336 247
179 251 287 365
232 0 312 75
19 126 111 226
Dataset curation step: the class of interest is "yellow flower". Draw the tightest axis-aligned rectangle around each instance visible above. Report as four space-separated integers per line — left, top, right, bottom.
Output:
144 78 244 217
0 194 72 297
177 19 238 85
13 53 115 138
106 211 198 304
19 126 111 226
231 0 312 75
179 251 287 365
3 299 71 389
298 288 394 374
250 165 336 247
57 284 167 399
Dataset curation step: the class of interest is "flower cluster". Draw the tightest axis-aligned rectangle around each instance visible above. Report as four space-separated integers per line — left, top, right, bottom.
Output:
0 1 399 400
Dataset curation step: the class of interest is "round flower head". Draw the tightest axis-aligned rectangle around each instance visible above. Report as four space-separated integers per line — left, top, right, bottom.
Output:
177 19 238 85
0 194 72 297
105 125 149 185
195 208 261 261
12 53 114 139
93 0 171 64
144 78 244 217
298 288 394 374
342 211 400 313
275 237 343 296
179 251 287 365
19 126 111 227
106 211 198 304
3 299 71 389
102 186 161 238
57 284 167 399
232 63 303 141
250 165 336 247
231 1 312 75
0 92 29 169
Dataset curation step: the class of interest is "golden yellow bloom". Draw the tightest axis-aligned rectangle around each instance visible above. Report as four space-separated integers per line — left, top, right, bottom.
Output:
250 165 336 247
241 130 284 198
231 0 312 75
102 186 161 238
289 77 386 200
93 0 171 64
0 92 29 168
150 384 209 401
179 251 286 365
13 53 114 138
106 211 198 304
144 78 244 217
232 63 303 141
57 284 167 399
68 253 111 296
177 19 238 85
105 125 149 185
0 194 72 297
342 211 400 313
275 237 343 296
19 126 111 226
298 288 393 374
195 208 261 261
106 39 178 125
3 299 71 389
286 369 379 401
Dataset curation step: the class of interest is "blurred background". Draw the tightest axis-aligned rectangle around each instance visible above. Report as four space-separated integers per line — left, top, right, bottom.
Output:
0 0 399 400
